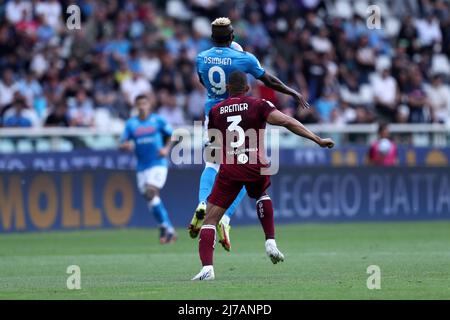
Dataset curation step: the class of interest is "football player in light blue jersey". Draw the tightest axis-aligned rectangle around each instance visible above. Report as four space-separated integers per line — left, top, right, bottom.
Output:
189 17 310 251
120 94 177 244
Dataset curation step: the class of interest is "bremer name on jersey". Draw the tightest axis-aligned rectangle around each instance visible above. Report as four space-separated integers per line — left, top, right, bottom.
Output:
208 95 276 180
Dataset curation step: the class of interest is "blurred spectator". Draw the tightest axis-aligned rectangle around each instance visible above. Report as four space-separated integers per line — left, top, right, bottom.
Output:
0 69 18 108
157 89 185 127
17 72 42 110
315 75 339 123
340 73 373 109
311 28 332 54
303 53 327 103
368 123 398 166
93 73 123 117
3 96 38 127
343 14 366 44
35 0 62 31
186 75 206 121
140 48 162 82
355 35 376 84
68 88 95 127
6 0 32 24
425 73 450 124
246 11 271 51
153 51 182 92
120 71 153 107
166 25 195 58
415 13 442 50
406 70 431 123
372 68 400 122
398 15 419 57
44 102 70 127
295 107 320 124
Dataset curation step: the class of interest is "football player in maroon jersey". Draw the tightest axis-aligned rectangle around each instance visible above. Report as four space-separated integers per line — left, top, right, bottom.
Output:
192 71 334 280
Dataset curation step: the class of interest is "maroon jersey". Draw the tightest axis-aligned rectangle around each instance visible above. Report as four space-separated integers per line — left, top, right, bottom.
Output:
208 94 276 180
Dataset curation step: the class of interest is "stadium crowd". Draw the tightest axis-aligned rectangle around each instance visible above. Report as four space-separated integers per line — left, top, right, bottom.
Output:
0 0 450 129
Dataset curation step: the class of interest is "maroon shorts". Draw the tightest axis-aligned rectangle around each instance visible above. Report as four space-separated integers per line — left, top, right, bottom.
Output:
208 171 271 209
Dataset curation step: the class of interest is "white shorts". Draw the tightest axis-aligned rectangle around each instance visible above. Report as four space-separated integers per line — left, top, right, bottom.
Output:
136 166 168 194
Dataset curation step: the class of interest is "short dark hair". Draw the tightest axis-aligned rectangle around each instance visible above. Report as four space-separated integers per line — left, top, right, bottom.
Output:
211 17 234 44
134 94 148 103
378 122 388 134
227 71 247 94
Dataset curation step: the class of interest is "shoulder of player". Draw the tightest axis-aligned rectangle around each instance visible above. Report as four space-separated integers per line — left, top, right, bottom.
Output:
258 98 276 108
209 98 230 116
232 50 256 62
209 101 223 114
197 47 216 58
243 96 267 106
125 116 139 126
239 50 257 58
151 113 166 123
196 50 207 62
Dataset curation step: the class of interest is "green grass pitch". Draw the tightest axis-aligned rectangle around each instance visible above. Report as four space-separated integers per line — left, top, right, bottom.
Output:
0 221 449 299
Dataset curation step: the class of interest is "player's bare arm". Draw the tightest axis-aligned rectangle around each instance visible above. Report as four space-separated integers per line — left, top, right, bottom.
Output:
119 141 133 151
159 136 174 157
267 109 334 148
259 72 310 109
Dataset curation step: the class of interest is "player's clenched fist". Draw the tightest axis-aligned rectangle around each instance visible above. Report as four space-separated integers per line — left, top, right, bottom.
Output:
318 138 335 149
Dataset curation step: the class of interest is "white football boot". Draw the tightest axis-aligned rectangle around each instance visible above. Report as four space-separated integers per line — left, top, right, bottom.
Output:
265 239 285 264
191 265 215 281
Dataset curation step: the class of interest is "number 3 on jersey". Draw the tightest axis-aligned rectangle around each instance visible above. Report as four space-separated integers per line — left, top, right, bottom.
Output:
227 115 245 148
208 66 226 95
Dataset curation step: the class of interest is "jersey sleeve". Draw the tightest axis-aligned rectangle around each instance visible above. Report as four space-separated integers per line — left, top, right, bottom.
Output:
158 116 173 137
259 99 277 122
120 121 132 143
244 52 265 79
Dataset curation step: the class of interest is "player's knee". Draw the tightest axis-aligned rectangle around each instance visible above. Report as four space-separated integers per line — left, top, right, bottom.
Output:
144 186 159 201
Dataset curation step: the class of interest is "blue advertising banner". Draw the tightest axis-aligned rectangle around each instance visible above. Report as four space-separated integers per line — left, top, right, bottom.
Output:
1 146 450 172
1 167 449 233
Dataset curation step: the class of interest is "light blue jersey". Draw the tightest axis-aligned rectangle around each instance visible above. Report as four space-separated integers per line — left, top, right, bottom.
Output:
121 114 173 171
196 47 265 114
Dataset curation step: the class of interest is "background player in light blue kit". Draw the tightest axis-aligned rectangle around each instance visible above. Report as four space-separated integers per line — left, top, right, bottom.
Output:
120 94 177 244
189 17 310 251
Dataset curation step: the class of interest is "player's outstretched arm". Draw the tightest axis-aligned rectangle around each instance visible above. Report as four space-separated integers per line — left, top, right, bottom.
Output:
267 109 334 148
159 135 174 157
119 141 133 151
259 72 310 109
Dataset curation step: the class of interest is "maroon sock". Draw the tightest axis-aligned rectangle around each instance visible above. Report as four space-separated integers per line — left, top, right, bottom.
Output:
198 225 216 266
256 195 275 240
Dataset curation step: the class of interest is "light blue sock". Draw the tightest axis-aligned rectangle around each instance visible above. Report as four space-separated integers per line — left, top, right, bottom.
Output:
149 197 174 232
198 166 218 203
224 187 246 219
